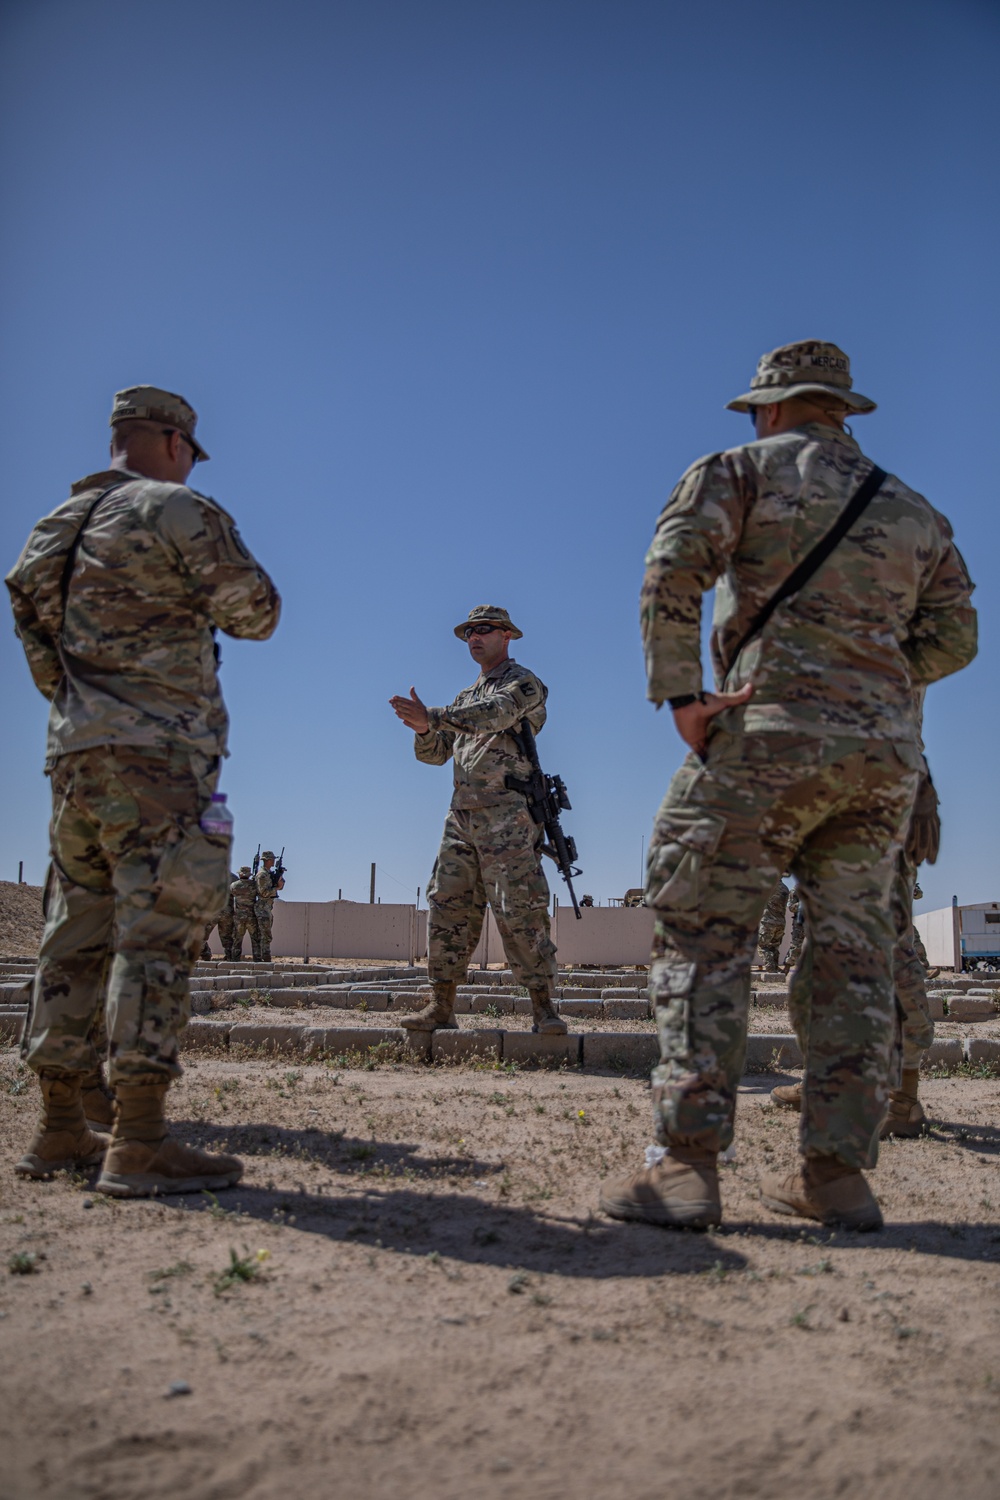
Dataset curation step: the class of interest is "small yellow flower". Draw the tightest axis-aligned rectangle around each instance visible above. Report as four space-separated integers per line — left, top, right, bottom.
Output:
577 1109 586 1119
256 1248 271 1262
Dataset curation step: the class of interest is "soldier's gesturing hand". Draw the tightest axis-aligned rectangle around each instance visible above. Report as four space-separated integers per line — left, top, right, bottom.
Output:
672 682 754 758
390 686 430 734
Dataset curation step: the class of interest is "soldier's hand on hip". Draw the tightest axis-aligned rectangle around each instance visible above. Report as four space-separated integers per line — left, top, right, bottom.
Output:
672 683 754 758
389 687 430 734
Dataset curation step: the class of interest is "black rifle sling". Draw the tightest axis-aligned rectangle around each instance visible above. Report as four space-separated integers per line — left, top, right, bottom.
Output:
59 479 128 617
726 463 888 670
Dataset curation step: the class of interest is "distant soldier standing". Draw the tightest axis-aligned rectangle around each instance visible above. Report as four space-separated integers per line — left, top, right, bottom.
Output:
390 606 564 1035
216 872 238 960
6 386 280 1195
254 851 284 962
200 871 238 961
600 340 976 1232
784 884 805 971
230 867 260 961
755 879 788 971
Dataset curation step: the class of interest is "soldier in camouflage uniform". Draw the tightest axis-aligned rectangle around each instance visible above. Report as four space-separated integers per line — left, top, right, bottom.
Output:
600 341 976 1232
755 878 788 971
216 872 238 960
390 606 563 1034
230 867 260 961
254 850 284 962
6 386 280 1195
784 883 805 970
200 872 238 961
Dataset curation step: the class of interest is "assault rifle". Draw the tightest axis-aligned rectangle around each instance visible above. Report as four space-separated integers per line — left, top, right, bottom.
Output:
505 721 583 919
251 844 261 878
271 847 287 891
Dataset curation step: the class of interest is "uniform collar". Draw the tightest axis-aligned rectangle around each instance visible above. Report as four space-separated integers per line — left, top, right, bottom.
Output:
796 421 862 454
69 465 147 495
482 656 516 681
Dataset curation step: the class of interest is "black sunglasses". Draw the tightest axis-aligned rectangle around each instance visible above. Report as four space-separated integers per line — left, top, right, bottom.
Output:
463 623 504 638
162 427 199 461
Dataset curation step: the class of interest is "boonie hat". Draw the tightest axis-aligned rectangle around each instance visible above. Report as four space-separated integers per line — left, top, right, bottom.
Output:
453 605 523 640
725 340 876 415
110 384 210 460
238 866 252 877
262 850 275 860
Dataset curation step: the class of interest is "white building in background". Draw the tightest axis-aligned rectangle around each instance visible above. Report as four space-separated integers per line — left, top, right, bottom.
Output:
914 899 1000 972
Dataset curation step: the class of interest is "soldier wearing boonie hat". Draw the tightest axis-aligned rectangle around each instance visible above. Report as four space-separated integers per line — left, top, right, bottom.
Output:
390 606 564 1038
452 604 523 640
6 382 279 1198
599 336 976 1236
724 339 876 415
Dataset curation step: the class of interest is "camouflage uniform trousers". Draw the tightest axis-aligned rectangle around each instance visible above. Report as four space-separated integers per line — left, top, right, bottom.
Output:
230 906 260 961
645 729 921 1171
254 898 275 961
23 745 231 1084
216 900 235 959
787 851 934 1076
427 799 557 991
200 895 235 959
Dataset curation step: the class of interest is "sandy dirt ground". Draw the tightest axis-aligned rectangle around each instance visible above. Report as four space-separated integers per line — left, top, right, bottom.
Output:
0 882 44 958
1 1050 998 1500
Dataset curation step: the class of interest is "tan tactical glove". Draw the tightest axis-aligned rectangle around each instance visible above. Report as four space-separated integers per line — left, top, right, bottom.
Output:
906 767 940 867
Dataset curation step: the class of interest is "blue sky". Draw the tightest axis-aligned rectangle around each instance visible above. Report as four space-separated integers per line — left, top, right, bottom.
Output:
1 0 997 916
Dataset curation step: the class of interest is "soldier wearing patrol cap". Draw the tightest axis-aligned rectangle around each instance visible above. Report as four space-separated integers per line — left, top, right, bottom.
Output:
254 851 285 963
389 606 563 1035
600 340 976 1233
6 384 280 1198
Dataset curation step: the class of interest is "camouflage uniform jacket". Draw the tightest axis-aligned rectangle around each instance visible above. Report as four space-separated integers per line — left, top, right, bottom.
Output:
414 658 547 810
641 424 977 739
231 876 257 917
6 467 280 763
255 867 280 906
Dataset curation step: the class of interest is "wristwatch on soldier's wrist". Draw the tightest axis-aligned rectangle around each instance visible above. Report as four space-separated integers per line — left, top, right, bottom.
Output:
668 692 706 710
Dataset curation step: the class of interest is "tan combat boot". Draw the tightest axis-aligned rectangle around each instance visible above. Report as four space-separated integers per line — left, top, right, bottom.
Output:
15 1073 110 1180
770 1080 802 1110
761 1153 882 1231
881 1068 926 1138
81 1067 116 1131
400 982 459 1032
600 1146 721 1229
96 1077 243 1198
529 986 567 1035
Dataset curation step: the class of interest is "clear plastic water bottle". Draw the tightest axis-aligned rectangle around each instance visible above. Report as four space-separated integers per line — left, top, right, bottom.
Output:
200 792 234 840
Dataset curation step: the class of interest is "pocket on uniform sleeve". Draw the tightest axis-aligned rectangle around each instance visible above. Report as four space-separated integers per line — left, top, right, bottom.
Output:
153 827 231 923
644 809 727 913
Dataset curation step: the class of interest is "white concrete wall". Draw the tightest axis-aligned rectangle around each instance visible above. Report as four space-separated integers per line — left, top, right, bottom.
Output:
914 906 957 969
468 903 657 968
211 900 426 962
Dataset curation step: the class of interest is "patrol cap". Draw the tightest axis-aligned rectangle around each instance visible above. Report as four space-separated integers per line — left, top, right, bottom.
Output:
110 385 210 461
238 865 252 877
453 605 523 641
262 850 275 860
726 341 876 415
